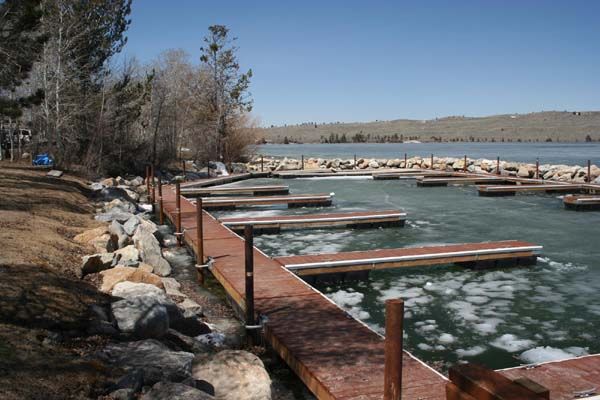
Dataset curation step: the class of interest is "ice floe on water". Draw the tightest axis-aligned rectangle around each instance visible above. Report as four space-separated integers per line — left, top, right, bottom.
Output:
256 230 352 257
520 346 589 364
325 289 370 320
491 334 535 352
456 346 486 357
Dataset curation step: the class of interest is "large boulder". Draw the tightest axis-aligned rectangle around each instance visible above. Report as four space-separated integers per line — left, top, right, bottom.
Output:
123 216 141 236
517 165 533 178
162 277 187 302
99 266 164 293
81 252 116 276
97 340 194 385
74 226 108 244
105 198 137 214
112 282 182 323
141 382 214 400
95 209 135 223
112 295 170 338
133 224 171 276
368 160 379 169
193 350 271 400
110 220 131 249
114 245 140 266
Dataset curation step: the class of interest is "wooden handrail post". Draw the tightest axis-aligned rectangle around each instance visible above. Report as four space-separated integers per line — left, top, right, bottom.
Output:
145 165 150 195
175 182 182 246
384 298 404 400
158 176 164 225
496 156 500 175
196 197 205 285
244 225 256 344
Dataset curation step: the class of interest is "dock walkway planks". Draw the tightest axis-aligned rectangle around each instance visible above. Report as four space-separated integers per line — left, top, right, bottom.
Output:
160 185 447 399
219 210 407 233
563 194 600 211
276 241 542 276
197 193 334 210
181 185 289 197
500 355 600 399
478 183 585 196
180 172 269 189
416 176 513 186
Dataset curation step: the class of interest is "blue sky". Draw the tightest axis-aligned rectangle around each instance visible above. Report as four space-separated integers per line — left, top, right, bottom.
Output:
122 1 600 126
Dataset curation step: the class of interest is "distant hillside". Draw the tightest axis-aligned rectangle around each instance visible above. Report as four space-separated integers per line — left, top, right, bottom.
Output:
256 111 600 143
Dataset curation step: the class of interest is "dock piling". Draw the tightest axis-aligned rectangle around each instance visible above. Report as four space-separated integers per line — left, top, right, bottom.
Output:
196 198 205 284
244 225 256 344
354 154 357 169
536 158 540 180
463 155 467 172
430 153 434 169
182 160 186 181
497 156 500 175
175 182 182 246
261 155 264 172
588 160 591 183
158 176 164 225
384 298 404 400
404 153 407 167
301 154 304 170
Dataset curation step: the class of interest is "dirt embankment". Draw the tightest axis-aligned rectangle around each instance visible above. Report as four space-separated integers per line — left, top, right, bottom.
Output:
0 164 114 399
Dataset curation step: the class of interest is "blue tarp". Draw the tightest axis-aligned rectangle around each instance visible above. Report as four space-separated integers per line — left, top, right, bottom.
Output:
32 153 54 166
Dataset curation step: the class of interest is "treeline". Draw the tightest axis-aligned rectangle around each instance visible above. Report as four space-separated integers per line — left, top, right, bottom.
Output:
0 0 254 175
303 133 597 144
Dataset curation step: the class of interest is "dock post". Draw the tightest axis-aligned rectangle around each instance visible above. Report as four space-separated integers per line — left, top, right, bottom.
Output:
261 155 264 172
463 155 467 172
150 164 156 212
430 153 434 169
384 299 404 400
301 154 304 170
207 161 210 178
158 176 164 225
244 225 256 344
496 156 500 175
588 160 591 183
145 165 150 195
404 153 407 167
196 198 205 285
182 160 186 181
354 154 357 169
175 182 182 246
536 158 540 180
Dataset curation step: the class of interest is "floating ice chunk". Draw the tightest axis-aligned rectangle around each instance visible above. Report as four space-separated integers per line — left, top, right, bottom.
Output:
417 343 433 351
520 346 588 364
434 345 446 351
491 334 535 352
473 318 503 335
456 346 486 357
328 290 364 307
465 296 490 305
417 324 437 333
438 333 455 344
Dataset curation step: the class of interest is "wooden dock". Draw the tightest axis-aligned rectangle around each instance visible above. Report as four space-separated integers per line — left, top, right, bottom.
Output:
219 210 407 234
373 172 454 180
180 172 269 188
500 355 600 399
197 193 334 210
160 186 448 399
181 185 289 197
272 168 411 179
563 194 600 211
478 183 586 196
416 176 513 187
275 241 542 277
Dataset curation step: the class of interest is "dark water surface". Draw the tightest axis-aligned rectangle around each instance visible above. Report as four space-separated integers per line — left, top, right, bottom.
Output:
258 143 600 166
213 176 600 371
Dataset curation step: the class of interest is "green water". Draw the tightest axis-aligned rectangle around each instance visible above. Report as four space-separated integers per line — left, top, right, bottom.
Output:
212 177 600 370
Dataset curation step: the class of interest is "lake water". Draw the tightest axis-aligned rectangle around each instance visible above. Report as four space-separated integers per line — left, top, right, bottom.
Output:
213 174 600 371
258 143 600 166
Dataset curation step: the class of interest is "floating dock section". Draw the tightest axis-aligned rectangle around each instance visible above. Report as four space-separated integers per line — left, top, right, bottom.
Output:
197 193 334 210
181 185 289 197
563 195 600 211
416 176 513 187
276 241 542 278
160 186 448 399
180 172 269 188
219 210 407 234
478 183 586 196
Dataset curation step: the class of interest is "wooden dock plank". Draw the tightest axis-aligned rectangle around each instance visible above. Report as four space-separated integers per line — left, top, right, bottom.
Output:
276 241 542 276
500 355 600 399
564 194 600 210
219 210 406 232
180 172 269 188
181 185 289 196
478 183 585 196
196 193 334 210
416 176 512 186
